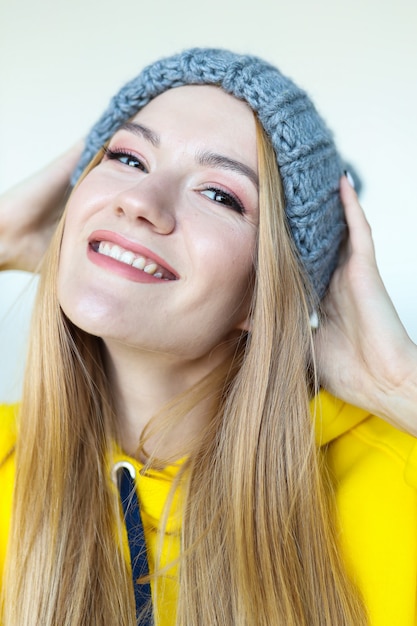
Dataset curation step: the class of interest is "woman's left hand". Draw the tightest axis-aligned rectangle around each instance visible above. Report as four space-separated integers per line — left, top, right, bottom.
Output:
315 175 417 436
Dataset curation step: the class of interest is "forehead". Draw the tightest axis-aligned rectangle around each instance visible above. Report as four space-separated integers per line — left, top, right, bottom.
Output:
128 85 257 167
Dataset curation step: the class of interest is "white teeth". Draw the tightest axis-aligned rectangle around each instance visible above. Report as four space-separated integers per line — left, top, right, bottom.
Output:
99 242 111 255
132 256 146 270
119 250 135 265
109 245 123 260
96 241 169 278
144 263 158 275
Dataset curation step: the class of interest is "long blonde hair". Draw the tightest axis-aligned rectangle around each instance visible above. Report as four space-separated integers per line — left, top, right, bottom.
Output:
2 119 367 625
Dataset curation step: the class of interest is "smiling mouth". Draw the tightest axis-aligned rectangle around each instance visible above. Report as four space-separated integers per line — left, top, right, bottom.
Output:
90 240 177 281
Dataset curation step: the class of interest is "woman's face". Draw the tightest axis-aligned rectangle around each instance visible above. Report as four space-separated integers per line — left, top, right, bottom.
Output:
58 85 259 361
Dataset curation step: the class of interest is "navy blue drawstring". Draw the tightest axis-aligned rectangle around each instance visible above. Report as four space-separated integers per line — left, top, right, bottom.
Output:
115 462 153 626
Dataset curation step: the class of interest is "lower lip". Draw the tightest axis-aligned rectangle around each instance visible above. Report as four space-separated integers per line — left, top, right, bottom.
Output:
87 245 169 284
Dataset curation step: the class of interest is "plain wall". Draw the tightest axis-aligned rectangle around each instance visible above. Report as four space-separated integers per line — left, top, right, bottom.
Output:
1 0 416 401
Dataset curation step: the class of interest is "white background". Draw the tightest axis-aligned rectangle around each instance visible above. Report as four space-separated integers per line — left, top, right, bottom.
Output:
0 0 416 401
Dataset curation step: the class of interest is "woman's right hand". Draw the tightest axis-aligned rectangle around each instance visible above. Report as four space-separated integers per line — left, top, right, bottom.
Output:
0 141 83 273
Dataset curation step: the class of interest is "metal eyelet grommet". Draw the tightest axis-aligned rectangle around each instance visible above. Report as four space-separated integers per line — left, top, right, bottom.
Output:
111 460 136 485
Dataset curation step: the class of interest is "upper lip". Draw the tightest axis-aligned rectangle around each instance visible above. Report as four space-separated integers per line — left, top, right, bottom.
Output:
88 230 179 278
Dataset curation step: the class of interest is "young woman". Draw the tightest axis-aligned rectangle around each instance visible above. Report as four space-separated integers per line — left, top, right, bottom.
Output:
0 48 416 626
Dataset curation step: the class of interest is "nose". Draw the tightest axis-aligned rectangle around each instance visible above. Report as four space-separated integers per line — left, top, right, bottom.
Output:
112 175 176 235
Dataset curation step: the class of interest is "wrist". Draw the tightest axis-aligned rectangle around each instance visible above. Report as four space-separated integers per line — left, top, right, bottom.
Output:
373 342 417 437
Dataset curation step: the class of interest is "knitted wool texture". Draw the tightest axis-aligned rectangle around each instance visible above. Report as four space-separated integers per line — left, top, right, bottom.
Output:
72 48 359 298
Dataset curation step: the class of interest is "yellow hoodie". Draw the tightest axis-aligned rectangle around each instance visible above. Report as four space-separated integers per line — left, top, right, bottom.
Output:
1 391 416 625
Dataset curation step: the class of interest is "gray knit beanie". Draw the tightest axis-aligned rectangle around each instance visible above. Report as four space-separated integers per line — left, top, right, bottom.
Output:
72 48 360 299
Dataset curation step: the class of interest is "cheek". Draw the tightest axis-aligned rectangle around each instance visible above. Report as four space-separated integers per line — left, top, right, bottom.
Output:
57 199 92 321
65 168 116 222
217 227 256 293
190 216 256 270
58 175 110 272
195 221 256 315
65 181 97 221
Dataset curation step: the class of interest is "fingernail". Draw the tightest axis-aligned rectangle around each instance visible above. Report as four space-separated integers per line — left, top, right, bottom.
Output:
344 170 355 189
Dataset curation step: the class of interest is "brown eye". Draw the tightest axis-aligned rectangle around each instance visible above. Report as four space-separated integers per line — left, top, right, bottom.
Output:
201 188 244 214
104 148 147 172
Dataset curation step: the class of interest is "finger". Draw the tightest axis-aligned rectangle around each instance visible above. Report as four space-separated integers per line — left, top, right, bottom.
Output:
340 175 376 258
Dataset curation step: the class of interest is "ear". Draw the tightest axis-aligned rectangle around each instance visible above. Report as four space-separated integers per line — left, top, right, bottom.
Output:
235 277 254 333
235 314 252 333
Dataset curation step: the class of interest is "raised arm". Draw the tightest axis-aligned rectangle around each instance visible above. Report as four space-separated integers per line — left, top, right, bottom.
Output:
0 142 83 272
315 175 417 436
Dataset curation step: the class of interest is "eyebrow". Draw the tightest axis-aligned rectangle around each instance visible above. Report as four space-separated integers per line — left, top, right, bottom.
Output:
117 122 160 147
196 150 259 190
117 121 259 189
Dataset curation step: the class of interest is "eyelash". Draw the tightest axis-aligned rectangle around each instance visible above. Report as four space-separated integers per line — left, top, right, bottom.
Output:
103 147 245 214
200 187 245 214
103 147 147 172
